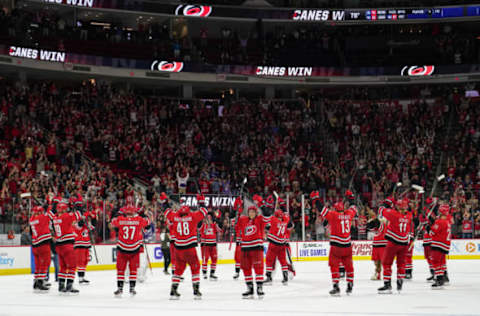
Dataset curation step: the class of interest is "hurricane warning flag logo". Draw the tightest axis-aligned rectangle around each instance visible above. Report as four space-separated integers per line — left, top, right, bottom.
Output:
245 226 257 236
175 5 212 17
401 65 435 76
150 60 184 72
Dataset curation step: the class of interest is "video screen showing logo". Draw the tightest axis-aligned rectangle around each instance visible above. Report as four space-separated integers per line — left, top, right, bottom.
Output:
175 5 212 17
401 65 435 76
150 60 184 72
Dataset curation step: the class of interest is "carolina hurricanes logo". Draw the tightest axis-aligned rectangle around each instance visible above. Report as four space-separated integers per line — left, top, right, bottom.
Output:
401 65 435 76
150 60 184 72
245 225 257 236
175 5 212 17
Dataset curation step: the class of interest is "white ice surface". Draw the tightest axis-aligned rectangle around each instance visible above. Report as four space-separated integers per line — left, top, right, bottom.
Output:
1 260 479 316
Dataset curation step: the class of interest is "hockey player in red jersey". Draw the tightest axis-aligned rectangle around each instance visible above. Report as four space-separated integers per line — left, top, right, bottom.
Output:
111 205 150 297
265 209 291 285
377 198 412 294
422 197 436 282
367 205 388 281
159 192 183 280
166 194 207 300
74 216 94 285
200 213 221 281
311 191 357 296
284 223 296 277
235 198 272 299
30 206 52 292
53 202 82 294
232 214 242 280
404 202 416 280
428 204 451 289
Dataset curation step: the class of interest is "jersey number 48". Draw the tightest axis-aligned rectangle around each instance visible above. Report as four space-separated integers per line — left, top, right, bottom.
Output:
177 222 190 236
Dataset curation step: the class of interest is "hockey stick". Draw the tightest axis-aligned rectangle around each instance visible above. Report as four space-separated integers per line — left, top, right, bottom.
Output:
229 178 247 251
392 182 402 198
273 191 279 211
398 184 423 200
87 225 99 264
430 174 445 197
143 240 153 275
239 177 248 197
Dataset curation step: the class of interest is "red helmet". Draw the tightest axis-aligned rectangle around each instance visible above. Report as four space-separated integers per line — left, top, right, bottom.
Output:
32 206 44 215
274 209 284 218
57 203 69 212
385 196 395 208
253 194 263 204
333 201 344 212
124 205 137 215
396 198 408 210
179 206 190 216
345 190 354 200
426 197 433 205
439 204 450 216
248 205 258 213
265 195 274 207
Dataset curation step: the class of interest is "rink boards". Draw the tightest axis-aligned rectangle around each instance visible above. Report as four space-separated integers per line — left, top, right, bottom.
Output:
1 239 480 275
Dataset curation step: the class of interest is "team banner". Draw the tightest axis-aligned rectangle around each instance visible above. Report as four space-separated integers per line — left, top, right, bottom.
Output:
33 0 480 22
3 44 480 77
179 195 239 208
9 46 66 63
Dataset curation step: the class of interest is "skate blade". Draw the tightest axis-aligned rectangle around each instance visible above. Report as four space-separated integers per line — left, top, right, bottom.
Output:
263 283 272 286
194 296 202 300
210 279 218 282
114 294 123 298
432 286 444 290
257 295 264 300
329 293 341 297
169 296 180 300
282 282 288 286
378 290 392 295
79 283 90 286
242 295 254 299
33 289 49 294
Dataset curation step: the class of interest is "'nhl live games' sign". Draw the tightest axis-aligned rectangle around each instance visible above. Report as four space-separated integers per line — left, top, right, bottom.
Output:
179 195 239 208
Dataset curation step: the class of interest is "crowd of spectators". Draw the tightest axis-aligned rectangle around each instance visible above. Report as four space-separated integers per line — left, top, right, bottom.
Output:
441 93 480 238
1 6 479 68
1 78 480 244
